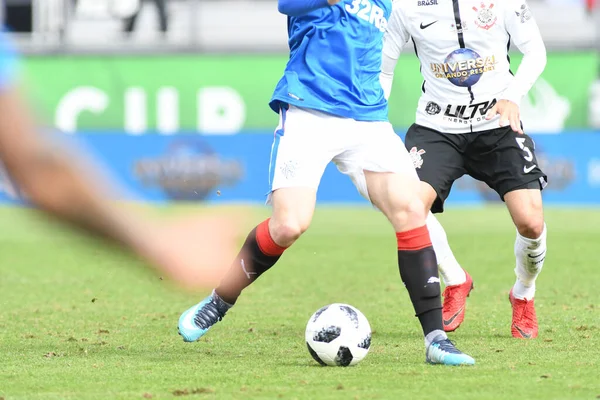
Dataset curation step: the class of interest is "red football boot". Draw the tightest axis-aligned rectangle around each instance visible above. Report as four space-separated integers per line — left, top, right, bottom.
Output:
442 271 473 332
509 289 538 339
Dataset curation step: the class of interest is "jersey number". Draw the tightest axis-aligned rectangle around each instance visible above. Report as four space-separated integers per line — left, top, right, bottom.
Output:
345 0 387 32
516 137 537 174
516 137 534 162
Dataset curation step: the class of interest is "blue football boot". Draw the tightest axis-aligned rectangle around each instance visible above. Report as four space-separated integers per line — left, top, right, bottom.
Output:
178 290 232 342
426 333 475 366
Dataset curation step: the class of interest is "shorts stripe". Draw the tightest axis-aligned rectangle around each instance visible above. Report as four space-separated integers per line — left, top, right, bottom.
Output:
268 107 287 189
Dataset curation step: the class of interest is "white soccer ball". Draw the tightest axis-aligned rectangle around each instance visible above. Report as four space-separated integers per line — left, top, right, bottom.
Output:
305 303 371 367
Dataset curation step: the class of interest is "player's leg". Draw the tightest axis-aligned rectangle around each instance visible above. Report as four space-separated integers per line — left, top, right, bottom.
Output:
406 126 468 285
426 213 466 286
467 127 547 339
337 121 474 365
213 187 316 303
505 185 546 339
178 106 331 342
405 124 473 332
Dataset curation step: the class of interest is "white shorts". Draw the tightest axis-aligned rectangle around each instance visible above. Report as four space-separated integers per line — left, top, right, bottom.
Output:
267 105 417 202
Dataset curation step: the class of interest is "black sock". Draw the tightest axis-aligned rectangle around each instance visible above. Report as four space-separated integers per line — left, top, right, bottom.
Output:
216 219 286 304
396 227 443 337
418 309 444 337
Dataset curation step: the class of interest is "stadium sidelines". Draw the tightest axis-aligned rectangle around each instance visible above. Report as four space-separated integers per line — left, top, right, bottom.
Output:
0 130 597 205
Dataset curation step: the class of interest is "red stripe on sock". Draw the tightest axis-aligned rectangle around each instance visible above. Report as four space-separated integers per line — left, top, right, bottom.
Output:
396 225 432 251
256 219 287 257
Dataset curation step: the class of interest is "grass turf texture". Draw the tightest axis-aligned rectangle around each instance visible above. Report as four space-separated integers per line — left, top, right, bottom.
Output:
0 205 599 400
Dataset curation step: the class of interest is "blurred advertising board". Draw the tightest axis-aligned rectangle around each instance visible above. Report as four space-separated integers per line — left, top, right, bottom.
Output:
0 131 598 206
22 53 598 135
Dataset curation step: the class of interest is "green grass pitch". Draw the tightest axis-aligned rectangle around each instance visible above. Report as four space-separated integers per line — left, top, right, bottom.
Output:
0 205 599 400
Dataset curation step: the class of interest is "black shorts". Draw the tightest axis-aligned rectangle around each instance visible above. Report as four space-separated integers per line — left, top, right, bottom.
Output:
405 123 548 213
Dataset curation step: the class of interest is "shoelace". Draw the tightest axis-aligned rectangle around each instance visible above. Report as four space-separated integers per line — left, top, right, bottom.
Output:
434 338 462 354
442 286 458 308
193 299 226 330
513 297 535 324
443 284 467 311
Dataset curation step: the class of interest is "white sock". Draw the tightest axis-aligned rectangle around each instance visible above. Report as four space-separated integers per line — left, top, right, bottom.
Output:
426 212 466 286
424 329 447 348
513 224 547 300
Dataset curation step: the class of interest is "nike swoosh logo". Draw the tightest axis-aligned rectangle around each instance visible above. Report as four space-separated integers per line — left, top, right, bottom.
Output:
513 324 532 339
420 21 438 29
523 165 537 174
443 307 464 326
180 310 200 332
527 251 546 259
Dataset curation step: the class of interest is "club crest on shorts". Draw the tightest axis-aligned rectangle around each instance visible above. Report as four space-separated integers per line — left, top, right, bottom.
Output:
280 160 299 180
409 147 426 169
473 2 497 30
425 102 441 116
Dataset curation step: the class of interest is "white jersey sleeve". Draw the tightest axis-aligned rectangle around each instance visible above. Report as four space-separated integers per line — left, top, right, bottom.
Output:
500 0 547 106
380 2 410 100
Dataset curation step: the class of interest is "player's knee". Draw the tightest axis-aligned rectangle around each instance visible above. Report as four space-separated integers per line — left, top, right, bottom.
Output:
269 218 309 247
516 217 545 240
515 199 544 239
387 197 427 231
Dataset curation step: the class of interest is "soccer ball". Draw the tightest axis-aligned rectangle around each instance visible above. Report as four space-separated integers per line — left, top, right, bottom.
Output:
305 303 371 367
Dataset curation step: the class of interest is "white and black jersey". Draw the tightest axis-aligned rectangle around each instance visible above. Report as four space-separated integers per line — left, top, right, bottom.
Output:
381 0 547 134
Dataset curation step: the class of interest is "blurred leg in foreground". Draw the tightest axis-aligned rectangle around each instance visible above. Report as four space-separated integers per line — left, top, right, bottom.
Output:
0 35 246 291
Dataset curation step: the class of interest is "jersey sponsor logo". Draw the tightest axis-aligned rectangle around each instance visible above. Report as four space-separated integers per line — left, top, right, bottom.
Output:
442 99 497 124
425 101 441 115
409 147 426 169
345 0 388 32
417 0 438 6
431 49 497 87
473 2 497 30
420 20 438 29
515 3 532 23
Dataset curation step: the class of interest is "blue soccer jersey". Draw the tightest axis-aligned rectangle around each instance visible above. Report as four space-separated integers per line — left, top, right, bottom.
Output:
270 0 392 122
0 32 18 91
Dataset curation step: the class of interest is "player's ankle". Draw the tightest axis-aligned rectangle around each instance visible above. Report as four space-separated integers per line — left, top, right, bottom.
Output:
513 280 535 300
439 258 466 286
424 329 447 347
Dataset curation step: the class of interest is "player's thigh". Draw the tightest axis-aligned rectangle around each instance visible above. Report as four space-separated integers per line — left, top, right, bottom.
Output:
466 127 548 202
333 120 415 200
364 170 427 231
404 124 467 213
268 106 333 198
334 121 425 231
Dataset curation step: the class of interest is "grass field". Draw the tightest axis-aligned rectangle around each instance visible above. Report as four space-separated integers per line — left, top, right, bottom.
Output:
1 205 599 400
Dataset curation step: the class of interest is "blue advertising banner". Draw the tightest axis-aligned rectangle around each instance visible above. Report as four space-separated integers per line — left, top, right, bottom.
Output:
0 131 597 206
